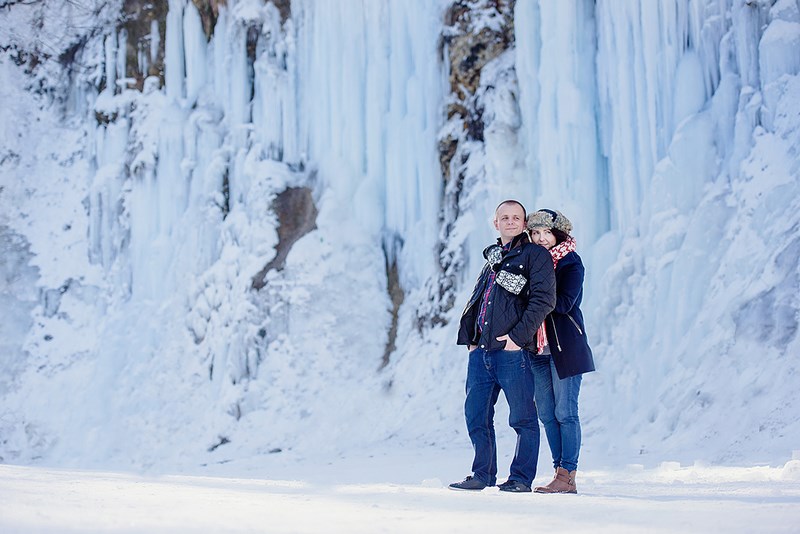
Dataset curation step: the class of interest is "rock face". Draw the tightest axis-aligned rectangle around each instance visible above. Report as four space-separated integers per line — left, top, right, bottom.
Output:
268 0 291 24
120 0 168 90
417 0 515 328
439 0 515 181
118 1 288 90
190 0 222 39
251 187 318 290
187 0 290 37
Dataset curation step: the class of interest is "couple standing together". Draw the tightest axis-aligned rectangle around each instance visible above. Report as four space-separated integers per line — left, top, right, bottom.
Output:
450 200 595 494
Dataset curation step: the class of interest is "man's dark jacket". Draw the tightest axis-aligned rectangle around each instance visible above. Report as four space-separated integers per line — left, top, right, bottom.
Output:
543 251 596 378
457 233 556 352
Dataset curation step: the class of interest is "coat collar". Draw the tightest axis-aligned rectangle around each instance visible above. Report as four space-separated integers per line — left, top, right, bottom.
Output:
497 232 530 251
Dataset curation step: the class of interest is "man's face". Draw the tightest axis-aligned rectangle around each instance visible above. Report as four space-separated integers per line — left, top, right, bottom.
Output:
493 202 526 242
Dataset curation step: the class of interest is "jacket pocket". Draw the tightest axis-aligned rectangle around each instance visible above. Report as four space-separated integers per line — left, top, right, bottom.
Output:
567 314 583 335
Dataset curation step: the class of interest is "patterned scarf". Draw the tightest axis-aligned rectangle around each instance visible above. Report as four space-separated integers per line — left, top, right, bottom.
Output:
536 237 577 353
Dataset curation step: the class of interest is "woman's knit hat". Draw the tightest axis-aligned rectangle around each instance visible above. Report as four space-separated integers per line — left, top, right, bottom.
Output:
526 209 573 235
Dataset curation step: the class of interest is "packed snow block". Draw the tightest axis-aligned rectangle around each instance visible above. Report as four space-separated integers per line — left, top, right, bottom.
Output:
769 0 800 24
0 226 39 393
759 20 800 84
251 186 317 290
759 19 800 130
733 236 800 349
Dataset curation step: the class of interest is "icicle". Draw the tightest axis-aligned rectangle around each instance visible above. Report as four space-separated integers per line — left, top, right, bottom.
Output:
104 31 117 94
150 19 160 65
253 2 288 161
116 29 127 90
184 1 207 107
165 0 186 102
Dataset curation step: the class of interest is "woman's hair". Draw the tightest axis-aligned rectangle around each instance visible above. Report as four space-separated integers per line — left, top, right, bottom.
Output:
526 209 573 236
550 227 569 245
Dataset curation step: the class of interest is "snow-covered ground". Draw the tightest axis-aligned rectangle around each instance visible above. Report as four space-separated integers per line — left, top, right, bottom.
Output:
3 446 800 533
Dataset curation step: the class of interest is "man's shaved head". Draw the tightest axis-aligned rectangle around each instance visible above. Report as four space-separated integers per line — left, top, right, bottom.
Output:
495 199 527 220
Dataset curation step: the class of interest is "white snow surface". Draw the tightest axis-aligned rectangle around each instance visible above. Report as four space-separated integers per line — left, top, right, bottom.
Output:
2 449 800 533
1 0 799 530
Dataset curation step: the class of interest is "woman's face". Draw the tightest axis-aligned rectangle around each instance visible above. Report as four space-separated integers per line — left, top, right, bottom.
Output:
530 227 557 250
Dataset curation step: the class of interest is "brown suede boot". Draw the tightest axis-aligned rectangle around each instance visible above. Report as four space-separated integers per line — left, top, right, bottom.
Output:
533 467 577 494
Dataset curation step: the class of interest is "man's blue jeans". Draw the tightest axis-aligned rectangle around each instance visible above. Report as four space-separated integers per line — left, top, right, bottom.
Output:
465 348 539 486
530 352 582 472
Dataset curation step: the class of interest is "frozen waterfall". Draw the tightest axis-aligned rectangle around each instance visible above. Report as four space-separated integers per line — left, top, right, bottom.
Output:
0 0 798 469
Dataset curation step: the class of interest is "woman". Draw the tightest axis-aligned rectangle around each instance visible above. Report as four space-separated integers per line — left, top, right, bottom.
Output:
526 209 595 494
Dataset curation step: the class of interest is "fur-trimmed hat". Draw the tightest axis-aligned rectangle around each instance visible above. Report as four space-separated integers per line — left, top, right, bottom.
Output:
526 209 573 235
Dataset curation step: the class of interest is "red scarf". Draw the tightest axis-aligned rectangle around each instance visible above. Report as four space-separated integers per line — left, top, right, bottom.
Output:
536 237 577 353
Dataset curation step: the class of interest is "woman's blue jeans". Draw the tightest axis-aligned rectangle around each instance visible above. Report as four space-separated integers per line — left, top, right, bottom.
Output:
465 348 540 486
530 352 582 472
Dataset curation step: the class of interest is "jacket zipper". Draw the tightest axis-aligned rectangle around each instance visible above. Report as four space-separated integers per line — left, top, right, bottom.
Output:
462 265 490 317
567 314 583 335
549 316 562 352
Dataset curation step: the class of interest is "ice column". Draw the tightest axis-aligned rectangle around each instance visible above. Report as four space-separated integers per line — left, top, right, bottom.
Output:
126 0 192 300
515 0 609 244
165 0 186 102
88 30 129 278
294 0 443 288
383 0 443 287
595 0 725 232
252 3 296 163
104 32 117 95
184 2 207 106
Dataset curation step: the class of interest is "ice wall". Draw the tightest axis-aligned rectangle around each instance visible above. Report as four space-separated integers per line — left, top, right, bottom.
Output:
0 0 448 465
584 0 800 463
292 0 444 288
387 0 800 465
515 0 609 244
1 0 798 468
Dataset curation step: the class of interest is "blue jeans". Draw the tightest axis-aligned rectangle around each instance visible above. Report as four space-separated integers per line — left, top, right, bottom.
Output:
464 348 539 486
530 352 582 472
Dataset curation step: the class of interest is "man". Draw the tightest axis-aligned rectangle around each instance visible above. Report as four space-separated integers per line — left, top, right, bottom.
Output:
450 200 556 493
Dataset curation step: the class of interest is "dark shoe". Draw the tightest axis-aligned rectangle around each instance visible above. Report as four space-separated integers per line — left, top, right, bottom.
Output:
498 480 532 493
449 475 487 491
